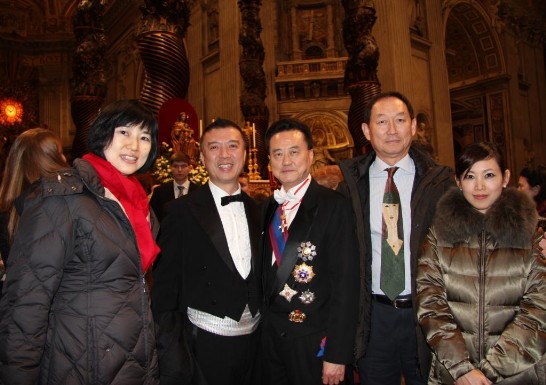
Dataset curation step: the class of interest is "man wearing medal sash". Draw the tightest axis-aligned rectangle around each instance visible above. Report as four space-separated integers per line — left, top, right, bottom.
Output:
261 119 359 385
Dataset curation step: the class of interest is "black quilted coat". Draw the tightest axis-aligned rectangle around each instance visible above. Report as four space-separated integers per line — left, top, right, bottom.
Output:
0 159 159 385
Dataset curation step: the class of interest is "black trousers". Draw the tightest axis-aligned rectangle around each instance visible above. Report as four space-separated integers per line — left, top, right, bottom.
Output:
262 319 352 385
190 324 261 385
357 300 427 385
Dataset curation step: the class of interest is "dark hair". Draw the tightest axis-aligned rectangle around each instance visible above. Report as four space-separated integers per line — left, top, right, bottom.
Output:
363 91 415 124
455 142 506 180
264 118 313 153
520 165 546 205
87 99 158 173
199 118 245 149
170 152 191 165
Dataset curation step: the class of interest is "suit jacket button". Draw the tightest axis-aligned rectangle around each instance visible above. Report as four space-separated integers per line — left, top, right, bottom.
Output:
280 332 286 338
211 299 217 304
207 281 212 286
202 266 207 271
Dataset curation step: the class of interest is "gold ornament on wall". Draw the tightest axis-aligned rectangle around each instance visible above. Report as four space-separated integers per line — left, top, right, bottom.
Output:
0 99 23 126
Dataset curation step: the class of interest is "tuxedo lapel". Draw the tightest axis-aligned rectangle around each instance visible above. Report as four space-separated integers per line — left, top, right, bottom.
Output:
243 192 260 272
188 185 236 274
272 182 319 294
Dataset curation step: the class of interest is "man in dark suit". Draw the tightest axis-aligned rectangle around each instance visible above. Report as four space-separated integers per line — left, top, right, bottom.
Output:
338 92 454 385
152 119 261 385
261 119 359 385
150 152 199 221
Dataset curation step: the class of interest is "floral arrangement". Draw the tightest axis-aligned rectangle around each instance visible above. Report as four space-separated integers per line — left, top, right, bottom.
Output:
188 161 209 185
151 141 209 185
152 142 174 183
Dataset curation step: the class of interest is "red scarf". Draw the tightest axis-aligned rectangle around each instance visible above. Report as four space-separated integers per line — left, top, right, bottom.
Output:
83 153 160 272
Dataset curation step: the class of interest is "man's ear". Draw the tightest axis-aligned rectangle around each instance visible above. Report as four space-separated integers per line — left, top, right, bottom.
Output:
362 123 371 141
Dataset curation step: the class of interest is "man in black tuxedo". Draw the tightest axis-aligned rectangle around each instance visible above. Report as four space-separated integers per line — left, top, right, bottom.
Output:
261 119 359 385
150 152 199 221
152 119 261 385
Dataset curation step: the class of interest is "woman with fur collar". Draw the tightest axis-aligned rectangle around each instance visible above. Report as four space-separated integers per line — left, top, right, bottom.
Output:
416 142 546 385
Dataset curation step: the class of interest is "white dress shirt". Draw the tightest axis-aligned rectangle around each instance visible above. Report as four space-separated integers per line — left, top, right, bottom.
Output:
173 179 190 197
187 181 259 336
271 174 312 265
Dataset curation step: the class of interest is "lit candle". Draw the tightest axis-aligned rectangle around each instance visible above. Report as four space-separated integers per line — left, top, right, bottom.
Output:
252 123 256 148
199 119 203 137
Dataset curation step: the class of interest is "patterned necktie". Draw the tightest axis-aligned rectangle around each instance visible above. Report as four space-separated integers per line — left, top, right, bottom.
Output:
176 185 184 198
269 205 288 266
380 167 405 300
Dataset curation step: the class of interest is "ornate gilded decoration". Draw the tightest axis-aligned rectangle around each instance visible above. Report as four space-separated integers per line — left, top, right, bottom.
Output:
238 0 269 178
0 99 23 126
171 112 199 164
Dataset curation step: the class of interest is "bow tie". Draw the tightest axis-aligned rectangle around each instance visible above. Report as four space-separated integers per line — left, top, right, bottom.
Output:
273 189 298 204
221 194 244 206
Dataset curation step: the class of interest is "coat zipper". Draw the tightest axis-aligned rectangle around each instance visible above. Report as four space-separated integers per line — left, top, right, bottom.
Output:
478 230 486 360
81 175 152 379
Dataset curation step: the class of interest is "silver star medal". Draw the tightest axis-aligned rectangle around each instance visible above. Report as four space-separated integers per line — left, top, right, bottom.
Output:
297 241 317 261
299 290 316 304
279 283 298 302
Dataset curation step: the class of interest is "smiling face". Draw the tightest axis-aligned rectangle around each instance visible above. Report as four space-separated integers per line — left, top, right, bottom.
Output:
457 158 510 214
200 127 246 194
103 123 152 176
363 96 417 166
269 129 314 191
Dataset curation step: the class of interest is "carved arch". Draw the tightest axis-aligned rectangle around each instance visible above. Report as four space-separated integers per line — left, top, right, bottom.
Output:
293 109 354 160
443 0 505 85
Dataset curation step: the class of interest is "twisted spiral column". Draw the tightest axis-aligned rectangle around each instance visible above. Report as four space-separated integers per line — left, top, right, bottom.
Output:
70 0 107 159
342 0 381 154
136 31 190 115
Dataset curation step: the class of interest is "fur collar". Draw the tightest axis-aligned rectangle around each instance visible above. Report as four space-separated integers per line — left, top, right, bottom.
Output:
433 187 538 248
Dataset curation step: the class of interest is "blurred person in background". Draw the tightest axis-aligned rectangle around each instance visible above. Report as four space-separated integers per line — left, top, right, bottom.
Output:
517 165 546 219
0 128 68 296
150 151 199 221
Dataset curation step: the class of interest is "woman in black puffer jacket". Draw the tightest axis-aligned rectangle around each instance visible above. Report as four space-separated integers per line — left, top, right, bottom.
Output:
417 142 546 385
0 100 161 385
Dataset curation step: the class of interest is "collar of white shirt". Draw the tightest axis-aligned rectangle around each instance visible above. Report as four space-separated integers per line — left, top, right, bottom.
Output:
370 153 414 177
209 181 242 207
273 174 311 205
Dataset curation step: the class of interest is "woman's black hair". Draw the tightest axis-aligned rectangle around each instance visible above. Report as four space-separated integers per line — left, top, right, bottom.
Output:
455 142 505 180
87 99 158 173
